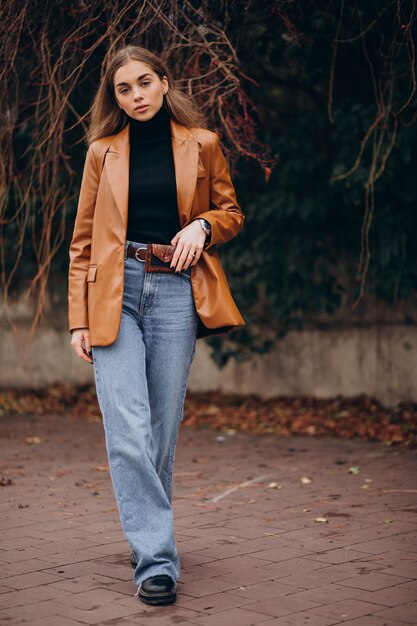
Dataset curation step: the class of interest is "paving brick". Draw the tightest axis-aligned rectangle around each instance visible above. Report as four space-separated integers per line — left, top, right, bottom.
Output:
191 607 272 625
0 584 71 608
239 594 323 618
0 536 49 551
226 580 299 601
0 571 64 589
0 586 14 595
351 549 416 570
307 598 390 621
54 588 128 609
333 523 417 548
219 525 287 540
0 599 70 622
109 598 208 625
329 618 409 626
0 518 35 532
397 579 417 593
242 546 314 562
0 558 61 577
180 577 240 597
39 548 105 565
21 616 85 626
82 531 125 546
255 615 338 625
338 571 411 591
34 539 102 555
93 579 137 596
213 567 277 586
87 561 133 581
379 560 417 579
253 557 326 580
180 551 217 567
274 560 386 591
24 528 88 542
49 573 122 594
308 548 370 565
282 582 370 605
372 601 417 624
176 590 257 613
54 601 143 624
41 561 102 579
353 584 417 608
207 554 272 574
180 561 231 582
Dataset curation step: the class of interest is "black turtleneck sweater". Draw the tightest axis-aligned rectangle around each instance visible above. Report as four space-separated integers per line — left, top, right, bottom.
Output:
126 105 181 245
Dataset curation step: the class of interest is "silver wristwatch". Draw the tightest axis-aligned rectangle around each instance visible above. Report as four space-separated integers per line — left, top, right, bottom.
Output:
198 218 211 236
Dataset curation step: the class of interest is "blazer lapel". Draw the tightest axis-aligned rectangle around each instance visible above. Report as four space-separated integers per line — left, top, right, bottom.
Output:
104 116 199 230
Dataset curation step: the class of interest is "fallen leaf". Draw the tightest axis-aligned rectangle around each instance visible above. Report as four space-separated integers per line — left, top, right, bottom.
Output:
0 476 13 486
300 476 312 484
348 466 360 474
315 517 328 523
25 436 42 444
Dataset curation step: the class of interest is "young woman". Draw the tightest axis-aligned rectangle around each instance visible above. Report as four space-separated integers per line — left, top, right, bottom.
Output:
68 45 245 605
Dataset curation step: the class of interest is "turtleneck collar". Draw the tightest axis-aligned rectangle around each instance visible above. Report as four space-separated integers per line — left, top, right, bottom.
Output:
128 104 171 144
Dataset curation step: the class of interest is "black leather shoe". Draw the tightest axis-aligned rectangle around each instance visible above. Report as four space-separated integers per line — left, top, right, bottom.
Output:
130 551 138 569
138 574 177 605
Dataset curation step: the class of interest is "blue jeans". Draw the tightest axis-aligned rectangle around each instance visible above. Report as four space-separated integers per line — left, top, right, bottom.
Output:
91 240 198 586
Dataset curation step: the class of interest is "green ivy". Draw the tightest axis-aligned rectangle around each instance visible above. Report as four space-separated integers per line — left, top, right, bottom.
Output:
207 1 417 366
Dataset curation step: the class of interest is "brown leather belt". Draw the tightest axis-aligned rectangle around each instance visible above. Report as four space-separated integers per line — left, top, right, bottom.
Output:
126 245 147 261
126 242 181 274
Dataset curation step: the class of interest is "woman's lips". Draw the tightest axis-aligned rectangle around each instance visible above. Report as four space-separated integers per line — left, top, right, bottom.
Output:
134 105 149 112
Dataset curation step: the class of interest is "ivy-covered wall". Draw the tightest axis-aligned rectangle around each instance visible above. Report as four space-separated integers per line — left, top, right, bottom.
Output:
210 1 417 365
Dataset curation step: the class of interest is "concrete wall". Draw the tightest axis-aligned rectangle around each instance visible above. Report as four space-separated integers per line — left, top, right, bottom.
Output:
1 288 416 407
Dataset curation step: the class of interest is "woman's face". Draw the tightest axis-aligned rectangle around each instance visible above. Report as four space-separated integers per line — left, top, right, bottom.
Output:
113 59 168 122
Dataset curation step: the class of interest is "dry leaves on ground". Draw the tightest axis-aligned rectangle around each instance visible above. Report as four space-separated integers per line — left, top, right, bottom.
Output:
0 384 415 448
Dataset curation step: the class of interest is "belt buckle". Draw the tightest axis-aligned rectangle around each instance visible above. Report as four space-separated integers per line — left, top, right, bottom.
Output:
134 247 146 262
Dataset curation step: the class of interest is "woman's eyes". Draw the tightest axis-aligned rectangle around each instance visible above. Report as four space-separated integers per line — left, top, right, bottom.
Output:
120 82 151 94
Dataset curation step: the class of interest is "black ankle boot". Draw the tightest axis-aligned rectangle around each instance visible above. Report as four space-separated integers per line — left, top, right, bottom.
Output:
138 574 177 605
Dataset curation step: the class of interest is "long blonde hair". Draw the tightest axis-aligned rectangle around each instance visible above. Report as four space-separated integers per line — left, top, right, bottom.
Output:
87 45 207 145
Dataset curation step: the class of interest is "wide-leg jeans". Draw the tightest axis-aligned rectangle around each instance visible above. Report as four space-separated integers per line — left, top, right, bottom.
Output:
91 240 198 586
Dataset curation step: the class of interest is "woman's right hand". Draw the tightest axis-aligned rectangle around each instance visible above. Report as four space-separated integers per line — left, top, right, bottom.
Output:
71 328 93 364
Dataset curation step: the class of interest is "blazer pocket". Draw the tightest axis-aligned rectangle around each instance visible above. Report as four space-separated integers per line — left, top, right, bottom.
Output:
197 166 207 179
87 265 98 282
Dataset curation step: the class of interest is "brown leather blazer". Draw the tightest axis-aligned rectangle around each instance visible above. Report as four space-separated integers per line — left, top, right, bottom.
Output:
68 117 245 345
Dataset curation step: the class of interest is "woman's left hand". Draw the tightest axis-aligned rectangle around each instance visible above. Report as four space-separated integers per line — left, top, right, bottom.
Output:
170 220 206 272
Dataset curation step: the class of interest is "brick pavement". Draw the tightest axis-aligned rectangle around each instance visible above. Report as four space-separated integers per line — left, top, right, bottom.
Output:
0 411 416 625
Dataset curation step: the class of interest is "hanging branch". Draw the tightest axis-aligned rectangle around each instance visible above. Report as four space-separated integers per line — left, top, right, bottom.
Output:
329 0 416 307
